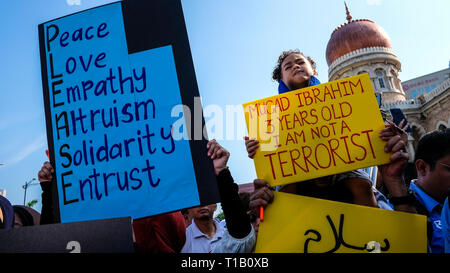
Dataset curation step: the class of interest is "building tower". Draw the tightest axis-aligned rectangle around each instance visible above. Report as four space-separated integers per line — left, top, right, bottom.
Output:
326 2 406 104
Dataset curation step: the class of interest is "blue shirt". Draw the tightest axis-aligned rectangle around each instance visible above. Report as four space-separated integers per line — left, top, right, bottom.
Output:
277 75 321 94
181 219 224 253
373 187 394 210
442 197 450 253
410 181 444 253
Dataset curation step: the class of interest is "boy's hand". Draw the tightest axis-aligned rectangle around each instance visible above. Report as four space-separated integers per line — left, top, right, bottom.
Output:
244 136 259 158
207 140 230 175
38 161 54 183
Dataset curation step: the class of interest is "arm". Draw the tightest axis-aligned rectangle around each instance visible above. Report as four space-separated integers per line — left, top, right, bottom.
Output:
378 122 417 213
207 140 251 239
37 161 56 224
344 177 377 207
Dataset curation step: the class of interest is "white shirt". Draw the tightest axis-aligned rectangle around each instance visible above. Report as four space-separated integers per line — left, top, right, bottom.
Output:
181 219 224 253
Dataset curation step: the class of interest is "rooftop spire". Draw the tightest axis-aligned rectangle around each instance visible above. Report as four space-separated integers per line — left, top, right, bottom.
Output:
345 2 352 23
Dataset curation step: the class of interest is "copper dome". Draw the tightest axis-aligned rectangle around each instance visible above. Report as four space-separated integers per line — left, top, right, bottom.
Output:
326 18 392 66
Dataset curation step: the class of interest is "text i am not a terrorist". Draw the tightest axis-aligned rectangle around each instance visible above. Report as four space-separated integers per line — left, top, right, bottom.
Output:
243 74 390 187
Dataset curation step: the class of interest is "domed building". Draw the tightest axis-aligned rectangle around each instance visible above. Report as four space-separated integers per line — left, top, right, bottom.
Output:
326 3 405 104
325 3 450 156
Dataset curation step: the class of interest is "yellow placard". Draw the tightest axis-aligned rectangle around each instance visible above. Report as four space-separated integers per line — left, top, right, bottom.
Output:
243 74 390 187
255 192 427 253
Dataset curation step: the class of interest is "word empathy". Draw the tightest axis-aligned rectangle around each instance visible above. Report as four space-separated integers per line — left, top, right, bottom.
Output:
243 73 391 186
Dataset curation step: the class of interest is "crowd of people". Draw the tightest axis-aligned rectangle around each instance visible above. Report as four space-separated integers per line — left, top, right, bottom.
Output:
1 50 449 253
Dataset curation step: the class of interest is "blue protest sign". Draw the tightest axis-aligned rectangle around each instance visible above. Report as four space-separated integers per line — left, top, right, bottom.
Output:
38 0 219 223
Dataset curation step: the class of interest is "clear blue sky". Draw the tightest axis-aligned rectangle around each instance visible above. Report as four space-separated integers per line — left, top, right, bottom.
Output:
1 0 449 212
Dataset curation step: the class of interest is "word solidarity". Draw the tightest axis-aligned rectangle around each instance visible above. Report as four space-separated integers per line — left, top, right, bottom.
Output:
243 73 391 186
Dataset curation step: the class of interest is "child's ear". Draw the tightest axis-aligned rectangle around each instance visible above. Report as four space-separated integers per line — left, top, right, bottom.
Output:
313 69 318 76
415 159 429 177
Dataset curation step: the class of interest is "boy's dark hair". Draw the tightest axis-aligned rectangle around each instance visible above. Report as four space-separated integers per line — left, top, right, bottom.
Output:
272 50 317 82
414 128 450 170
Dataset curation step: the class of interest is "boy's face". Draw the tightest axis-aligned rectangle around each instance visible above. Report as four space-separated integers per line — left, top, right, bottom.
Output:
281 53 315 90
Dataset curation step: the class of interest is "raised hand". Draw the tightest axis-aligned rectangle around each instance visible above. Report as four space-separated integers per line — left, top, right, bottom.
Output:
244 136 259 159
207 139 230 175
38 161 54 183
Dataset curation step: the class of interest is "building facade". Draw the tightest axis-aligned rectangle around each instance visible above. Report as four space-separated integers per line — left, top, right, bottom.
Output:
401 67 450 100
325 4 450 156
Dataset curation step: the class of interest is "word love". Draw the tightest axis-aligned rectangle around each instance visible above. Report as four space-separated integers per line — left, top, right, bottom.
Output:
65 53 106 74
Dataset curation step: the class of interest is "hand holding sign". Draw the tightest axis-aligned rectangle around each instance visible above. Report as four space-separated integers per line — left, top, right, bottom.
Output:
377 122 416 212
378 122 409 179
38 161 55 183
244 136 259 159
249 179 274 218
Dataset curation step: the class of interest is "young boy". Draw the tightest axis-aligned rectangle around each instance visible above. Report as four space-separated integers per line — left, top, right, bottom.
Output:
272 50 321 93
245 50 384 208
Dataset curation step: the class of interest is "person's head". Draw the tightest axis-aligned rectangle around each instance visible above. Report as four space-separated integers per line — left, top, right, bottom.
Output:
272 50 317 91
13 205 40 227
180 208 193 227
414 128 450 202
189 204 217 222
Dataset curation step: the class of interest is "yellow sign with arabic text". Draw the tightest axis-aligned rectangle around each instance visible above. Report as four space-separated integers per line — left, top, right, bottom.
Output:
255 192 427 253
243 74 390 187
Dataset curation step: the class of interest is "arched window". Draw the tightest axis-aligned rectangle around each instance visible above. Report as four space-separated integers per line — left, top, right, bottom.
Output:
375 69 386 89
